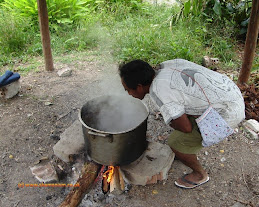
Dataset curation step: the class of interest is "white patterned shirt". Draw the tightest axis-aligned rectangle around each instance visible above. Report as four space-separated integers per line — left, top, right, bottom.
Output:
149 59 245 128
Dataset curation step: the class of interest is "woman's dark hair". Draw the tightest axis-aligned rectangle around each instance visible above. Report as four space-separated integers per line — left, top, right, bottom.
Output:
119 60 155 90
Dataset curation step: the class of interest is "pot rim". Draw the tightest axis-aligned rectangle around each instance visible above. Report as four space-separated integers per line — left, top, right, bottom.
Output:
78 95 149 135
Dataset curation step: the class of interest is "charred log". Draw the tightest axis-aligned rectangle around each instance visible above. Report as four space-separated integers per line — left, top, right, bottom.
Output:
59 162 101 207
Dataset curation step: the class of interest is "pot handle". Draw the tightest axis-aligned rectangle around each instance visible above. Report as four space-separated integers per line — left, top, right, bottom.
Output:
88 131 109 137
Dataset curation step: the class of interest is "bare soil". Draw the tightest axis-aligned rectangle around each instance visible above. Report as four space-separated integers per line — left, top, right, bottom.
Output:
0 56 258 207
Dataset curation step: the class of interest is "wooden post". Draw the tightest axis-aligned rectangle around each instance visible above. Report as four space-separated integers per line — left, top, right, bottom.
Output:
238 0 259 84
37 0 54 71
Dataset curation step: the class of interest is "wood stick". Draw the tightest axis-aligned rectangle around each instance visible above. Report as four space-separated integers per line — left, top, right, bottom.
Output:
118 167 125 191
110 167 124 194
59 162 100 207
102 175 109 194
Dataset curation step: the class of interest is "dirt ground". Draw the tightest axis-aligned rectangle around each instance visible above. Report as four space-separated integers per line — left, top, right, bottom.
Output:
0 56 258 207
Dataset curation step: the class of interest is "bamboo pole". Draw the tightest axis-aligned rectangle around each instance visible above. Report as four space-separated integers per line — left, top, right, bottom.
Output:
238 0 259 84
37 0 54 71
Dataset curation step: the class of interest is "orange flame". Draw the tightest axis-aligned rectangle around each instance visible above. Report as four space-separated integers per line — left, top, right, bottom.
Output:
103 166 114 183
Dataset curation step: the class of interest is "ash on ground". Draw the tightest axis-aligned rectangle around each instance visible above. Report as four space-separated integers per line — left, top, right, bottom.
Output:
79 178 131 207
78 167 132 207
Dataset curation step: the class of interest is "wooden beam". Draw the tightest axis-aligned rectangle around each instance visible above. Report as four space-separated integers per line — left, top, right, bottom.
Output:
238 0 259 84
37 0 54 71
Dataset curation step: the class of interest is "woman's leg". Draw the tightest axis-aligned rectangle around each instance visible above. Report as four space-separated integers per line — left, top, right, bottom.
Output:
172 148 208 188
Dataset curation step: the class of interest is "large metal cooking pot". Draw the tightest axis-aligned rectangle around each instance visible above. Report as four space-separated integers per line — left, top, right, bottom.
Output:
79 95 149 166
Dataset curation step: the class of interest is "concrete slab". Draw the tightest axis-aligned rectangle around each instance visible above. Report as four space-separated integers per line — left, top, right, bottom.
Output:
53 120 85 162
121 141 175 186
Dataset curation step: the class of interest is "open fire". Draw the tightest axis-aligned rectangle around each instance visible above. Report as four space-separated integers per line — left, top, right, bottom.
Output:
59 142 174 206
103 166 114 183
102 166 125 194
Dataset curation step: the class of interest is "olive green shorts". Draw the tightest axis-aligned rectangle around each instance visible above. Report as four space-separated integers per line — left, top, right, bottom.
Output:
167 116 203 154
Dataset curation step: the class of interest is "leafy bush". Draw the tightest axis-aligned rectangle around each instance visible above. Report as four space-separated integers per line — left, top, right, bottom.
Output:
173 0 253 39
204 0 252 37
230 0 252 37
1 0 97 29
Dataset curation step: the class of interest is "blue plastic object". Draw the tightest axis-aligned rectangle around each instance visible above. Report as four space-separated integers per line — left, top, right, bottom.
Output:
0 70 20 87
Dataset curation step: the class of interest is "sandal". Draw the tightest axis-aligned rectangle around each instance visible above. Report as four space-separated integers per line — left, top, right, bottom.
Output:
174 174 210 189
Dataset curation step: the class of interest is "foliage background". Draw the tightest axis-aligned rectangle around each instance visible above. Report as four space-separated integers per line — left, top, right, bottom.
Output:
0 0 258 72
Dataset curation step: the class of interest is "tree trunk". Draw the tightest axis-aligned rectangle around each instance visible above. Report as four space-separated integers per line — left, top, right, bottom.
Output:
37 0 54 71
59 162 100 207
238 0 259 84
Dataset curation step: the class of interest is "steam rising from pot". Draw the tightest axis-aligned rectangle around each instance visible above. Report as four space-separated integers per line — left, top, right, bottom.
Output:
81 95 148 133
78 24 149 132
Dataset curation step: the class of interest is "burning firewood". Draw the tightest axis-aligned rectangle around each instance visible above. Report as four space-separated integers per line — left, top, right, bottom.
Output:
59 162 101 207
102 166 125 194
102 166 114 194
102 175 109 194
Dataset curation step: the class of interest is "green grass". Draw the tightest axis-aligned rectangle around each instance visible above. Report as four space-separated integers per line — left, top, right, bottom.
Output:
15 64 41 75
100 6 239 67
54 50 101 64
0 1 246 72
0 9 31 64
